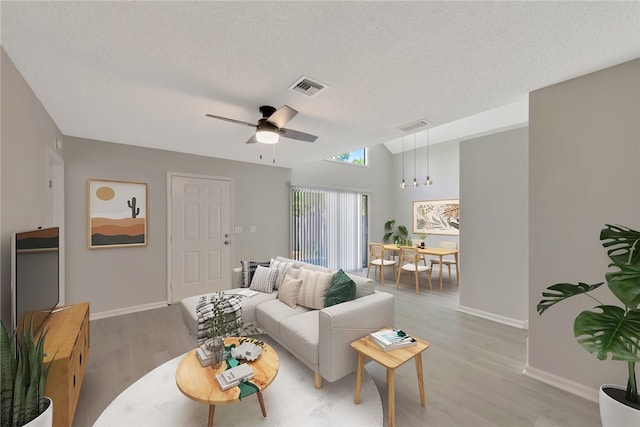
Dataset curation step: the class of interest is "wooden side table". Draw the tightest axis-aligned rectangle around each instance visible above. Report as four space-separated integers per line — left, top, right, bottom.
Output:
351 332 430 427
176 337 279 427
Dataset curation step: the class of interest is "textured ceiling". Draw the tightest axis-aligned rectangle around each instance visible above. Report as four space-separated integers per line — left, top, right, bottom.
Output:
1 1 639 168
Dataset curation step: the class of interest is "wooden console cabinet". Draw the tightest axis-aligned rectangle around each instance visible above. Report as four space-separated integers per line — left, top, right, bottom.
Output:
40 302 90 427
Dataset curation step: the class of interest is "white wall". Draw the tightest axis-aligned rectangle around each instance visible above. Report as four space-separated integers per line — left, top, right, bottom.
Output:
526 58 640 400
459 127 529 327
0 48 64 327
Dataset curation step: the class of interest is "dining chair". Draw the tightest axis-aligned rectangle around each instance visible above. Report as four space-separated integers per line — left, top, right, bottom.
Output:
396 246 432 293
366 243 397 285
427 241 458 281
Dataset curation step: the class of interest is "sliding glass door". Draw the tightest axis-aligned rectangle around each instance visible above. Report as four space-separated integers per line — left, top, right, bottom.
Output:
291 186 368 270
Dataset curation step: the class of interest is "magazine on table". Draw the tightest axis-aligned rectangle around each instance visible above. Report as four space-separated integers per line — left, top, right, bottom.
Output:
369 328 417 351
237 289 258 297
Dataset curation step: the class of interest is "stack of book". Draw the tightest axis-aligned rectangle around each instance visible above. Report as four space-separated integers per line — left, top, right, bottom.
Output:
369 329 416 351
215 363 255 391
196 344 215 367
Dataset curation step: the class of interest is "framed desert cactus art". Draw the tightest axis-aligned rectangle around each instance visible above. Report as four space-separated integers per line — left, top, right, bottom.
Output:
88 179 148 248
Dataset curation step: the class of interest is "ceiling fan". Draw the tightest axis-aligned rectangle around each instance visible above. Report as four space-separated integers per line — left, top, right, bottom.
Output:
206 105 318 145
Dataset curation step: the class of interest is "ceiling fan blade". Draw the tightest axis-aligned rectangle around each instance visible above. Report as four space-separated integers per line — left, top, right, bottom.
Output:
206 114 257 128
267 105 298 128
245 133 258 144
279 128 318 143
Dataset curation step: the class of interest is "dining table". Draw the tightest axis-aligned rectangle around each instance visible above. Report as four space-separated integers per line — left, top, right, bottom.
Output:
382 244 459 291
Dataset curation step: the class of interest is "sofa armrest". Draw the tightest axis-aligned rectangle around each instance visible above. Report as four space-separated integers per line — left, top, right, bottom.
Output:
318 291 394 382
232 267 243 289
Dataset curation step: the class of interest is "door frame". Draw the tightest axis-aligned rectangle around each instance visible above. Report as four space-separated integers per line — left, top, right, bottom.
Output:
49 147 65 305
166 171 234 304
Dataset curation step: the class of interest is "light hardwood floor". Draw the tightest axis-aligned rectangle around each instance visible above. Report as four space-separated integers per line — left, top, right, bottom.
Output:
72 269 600 427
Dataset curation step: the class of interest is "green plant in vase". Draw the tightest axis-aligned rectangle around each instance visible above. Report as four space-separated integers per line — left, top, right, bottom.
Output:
383 220 409 246
203 293 259 367
1 319 53 427
204 294 249 339
537 224 640 409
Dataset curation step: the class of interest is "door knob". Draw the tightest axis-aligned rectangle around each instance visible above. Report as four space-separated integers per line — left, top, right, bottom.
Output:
224 241 230 245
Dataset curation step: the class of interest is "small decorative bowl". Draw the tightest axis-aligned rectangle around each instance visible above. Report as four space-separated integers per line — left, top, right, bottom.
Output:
231 342 262 361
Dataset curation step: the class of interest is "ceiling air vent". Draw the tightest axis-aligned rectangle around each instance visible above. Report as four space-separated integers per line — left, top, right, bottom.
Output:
289 76 328 98
397 119 431 133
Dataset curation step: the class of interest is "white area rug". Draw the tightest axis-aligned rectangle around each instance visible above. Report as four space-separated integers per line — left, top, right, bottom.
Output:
93 339 382 426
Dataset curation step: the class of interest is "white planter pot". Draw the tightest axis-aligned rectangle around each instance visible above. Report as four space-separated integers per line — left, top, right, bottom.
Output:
599 384 640 427
22 397 53 427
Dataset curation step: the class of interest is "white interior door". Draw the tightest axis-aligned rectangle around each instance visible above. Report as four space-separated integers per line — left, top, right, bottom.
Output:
168 174 231 303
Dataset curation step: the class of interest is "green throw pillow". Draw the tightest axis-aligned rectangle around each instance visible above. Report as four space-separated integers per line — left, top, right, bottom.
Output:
324 269 356 307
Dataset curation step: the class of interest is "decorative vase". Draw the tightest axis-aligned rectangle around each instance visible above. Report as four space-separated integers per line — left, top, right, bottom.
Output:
207 336 226 369
599 384 640 427
23 397 53 427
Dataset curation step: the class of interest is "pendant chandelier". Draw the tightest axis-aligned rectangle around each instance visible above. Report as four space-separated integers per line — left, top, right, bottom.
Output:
424 128 433 187
411 133 419 188
399 136 407 189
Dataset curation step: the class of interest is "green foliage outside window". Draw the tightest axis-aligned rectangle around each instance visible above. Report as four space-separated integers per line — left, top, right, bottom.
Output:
330 148 366 165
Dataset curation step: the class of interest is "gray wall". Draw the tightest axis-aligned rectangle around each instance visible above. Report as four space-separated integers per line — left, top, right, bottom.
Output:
390 140 461 247
63 137 291 314
527 59 640 399
0 48 64 327
459 127 529 326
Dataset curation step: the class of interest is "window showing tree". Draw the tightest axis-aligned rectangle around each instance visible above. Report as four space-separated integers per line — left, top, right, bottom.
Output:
329 148 367 165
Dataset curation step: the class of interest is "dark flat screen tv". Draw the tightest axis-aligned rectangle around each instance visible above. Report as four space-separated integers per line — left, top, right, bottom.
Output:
11 226 60 334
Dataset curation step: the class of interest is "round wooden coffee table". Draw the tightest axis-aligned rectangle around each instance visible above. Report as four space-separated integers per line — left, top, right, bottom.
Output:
175 337 279 427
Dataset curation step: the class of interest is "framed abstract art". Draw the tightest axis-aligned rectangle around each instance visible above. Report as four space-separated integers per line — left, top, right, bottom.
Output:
412 199 459 235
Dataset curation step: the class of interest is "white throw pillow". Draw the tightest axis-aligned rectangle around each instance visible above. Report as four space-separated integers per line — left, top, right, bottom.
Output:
297 267 333 309
249 265 278 293
278 274 303 308
270 258 298 290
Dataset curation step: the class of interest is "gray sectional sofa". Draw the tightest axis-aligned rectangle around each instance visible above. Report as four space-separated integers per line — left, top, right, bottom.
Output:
180 256 395 388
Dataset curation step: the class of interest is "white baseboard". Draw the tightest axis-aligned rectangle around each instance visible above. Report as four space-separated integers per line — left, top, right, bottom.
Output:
90 301 168 321
522 365 599 403
457 304 528 330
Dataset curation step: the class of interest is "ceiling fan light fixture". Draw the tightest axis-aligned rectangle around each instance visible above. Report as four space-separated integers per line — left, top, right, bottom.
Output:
256 129 280 144
206 105 317 146
256 120 280 144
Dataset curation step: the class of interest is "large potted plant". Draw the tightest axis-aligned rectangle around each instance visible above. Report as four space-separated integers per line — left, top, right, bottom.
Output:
383 219 408 245
1 320 54 427
537 224 640 426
